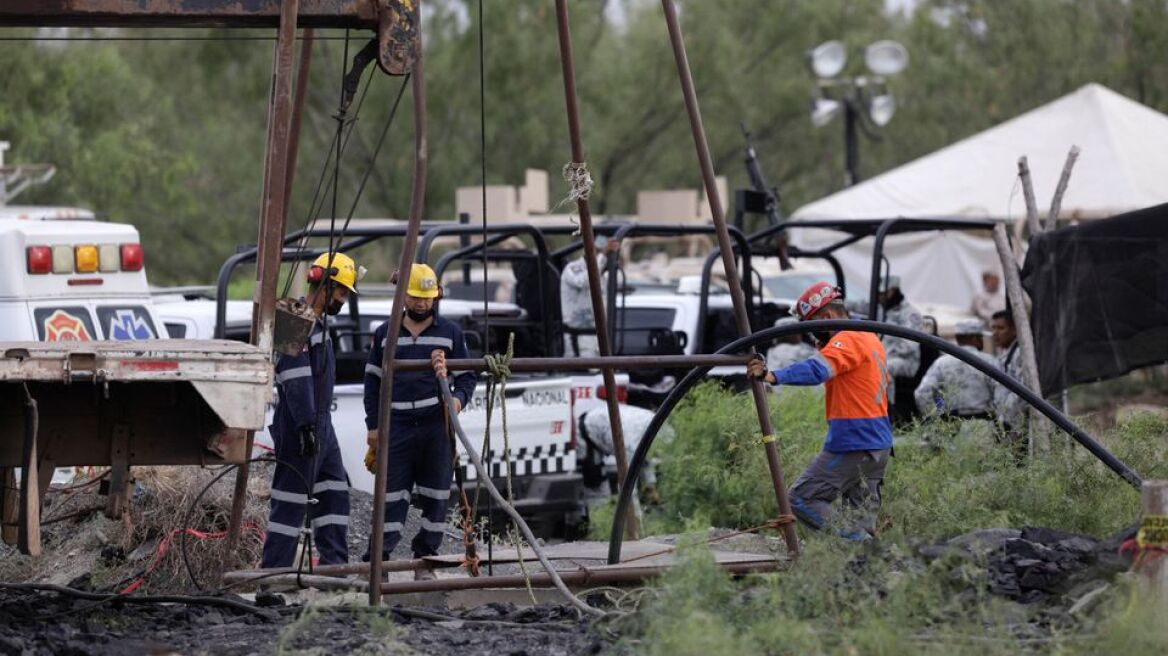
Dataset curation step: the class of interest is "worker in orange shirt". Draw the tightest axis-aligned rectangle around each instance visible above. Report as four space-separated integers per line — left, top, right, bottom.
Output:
748 281 892 541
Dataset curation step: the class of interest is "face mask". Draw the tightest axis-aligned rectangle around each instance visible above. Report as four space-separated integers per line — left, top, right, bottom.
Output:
326 299 345 316
406 308 432 322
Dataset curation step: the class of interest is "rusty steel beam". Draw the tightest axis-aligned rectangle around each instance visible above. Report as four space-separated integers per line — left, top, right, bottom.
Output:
660 0 799 556
553 0 635 541
0 1 378 29
369 4 425 606
227 1 302 552
222 558 451 583
377 560 783 595
392 354 754 373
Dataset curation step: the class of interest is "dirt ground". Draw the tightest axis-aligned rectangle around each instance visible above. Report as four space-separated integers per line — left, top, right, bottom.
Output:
0 589 610 655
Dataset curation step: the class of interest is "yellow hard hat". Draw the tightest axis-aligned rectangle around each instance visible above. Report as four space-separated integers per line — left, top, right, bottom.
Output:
406 262 440 298
308 252 360 294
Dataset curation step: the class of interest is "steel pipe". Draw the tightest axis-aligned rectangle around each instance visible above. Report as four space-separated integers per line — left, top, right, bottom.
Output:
554 0 634 539
369 12 426 605
607 319 1144 564
0 1 379 28
223 559 450 583
376 560 782 595
660 0 799 555
392 354 754 373
228 0 301 553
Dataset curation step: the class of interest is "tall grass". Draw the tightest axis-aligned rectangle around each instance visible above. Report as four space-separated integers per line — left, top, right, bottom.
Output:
608 383 1168 655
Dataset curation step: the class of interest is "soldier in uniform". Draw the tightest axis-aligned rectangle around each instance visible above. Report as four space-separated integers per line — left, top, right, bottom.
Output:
990 309 1027 449
766 316 819 371
877 275 924 424
577 404 673 506
914 319 998 421
560 237 619 357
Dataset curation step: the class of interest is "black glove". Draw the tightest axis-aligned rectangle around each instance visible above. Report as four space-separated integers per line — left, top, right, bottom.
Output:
298 425 318 458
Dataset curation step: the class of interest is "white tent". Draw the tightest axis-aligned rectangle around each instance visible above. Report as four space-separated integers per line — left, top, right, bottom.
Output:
790 83 1168 309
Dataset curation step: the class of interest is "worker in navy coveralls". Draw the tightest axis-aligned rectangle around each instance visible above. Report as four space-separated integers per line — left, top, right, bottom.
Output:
363 263 476 577
261 252 362 568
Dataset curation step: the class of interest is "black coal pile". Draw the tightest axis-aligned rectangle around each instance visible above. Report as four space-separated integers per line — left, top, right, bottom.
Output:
919 525 1135 605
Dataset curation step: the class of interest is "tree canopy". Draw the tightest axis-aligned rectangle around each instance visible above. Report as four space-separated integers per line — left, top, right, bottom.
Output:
2 0 1166 285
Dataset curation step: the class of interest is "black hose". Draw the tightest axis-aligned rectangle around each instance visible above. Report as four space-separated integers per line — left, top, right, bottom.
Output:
607 319 1143 564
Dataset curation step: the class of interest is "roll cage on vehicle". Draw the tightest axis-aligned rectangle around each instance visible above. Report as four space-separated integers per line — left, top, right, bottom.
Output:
213 220 567 381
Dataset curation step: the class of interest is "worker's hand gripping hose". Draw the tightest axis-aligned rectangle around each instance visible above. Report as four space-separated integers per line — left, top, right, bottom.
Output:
434 372 604 618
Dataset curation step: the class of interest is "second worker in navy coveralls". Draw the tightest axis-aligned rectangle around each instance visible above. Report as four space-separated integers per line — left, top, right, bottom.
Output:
363 263 476 572
261 252 362 568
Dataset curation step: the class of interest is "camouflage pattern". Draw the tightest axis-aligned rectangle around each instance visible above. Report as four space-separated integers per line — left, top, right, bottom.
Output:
559 253 606 356
914 344 998 417
993 342 1027 429
880 299 923 378
766 342 820 371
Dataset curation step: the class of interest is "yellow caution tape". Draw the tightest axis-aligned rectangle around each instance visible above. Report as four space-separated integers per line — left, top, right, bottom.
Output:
1137 515 1168 548
754 434 776 445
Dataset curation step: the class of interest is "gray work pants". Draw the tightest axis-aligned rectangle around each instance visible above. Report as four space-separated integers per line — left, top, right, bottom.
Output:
788 449 890 537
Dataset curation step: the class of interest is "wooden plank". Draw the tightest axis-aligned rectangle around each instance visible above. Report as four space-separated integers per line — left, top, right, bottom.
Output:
1 467 17 546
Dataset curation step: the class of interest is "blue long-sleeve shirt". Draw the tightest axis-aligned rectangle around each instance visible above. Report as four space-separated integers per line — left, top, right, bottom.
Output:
272 320 334 435
363 315 478 429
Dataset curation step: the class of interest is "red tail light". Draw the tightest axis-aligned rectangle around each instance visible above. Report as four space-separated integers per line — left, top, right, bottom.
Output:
26 246 52 274
120 243 144 271
596 384 629 404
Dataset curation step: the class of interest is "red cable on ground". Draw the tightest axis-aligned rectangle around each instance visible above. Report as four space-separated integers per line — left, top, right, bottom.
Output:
120 523 264 595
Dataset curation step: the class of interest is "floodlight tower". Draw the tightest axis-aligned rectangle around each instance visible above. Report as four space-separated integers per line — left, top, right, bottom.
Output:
806 39 909 186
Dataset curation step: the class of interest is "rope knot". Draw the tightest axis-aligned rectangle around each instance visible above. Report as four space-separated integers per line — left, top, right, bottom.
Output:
553 161 595 236
484 334 516 382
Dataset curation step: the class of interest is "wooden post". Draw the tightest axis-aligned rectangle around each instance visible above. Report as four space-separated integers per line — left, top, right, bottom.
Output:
991 223 1047 455
1046 145 1081 231
1137 481 1168 601
1017 156 1041 237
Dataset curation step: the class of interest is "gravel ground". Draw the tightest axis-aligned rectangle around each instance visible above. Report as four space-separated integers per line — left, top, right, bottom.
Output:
0 590 611 656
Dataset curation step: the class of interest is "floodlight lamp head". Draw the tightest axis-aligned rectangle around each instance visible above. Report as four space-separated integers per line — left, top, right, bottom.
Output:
811 97 842 128
806 40 848 79
864 40 909 76
868 93 896 126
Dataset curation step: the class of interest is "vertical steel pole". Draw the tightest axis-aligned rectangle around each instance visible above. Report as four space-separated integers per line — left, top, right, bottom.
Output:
660 0 799 555
370 8 427 606
553 0 636 540
227 0 301 551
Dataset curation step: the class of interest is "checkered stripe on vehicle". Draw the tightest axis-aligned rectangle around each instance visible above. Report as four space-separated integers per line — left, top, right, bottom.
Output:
461 442 576 480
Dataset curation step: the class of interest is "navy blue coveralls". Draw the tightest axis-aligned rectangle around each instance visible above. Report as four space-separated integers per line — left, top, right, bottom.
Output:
364 315 476 560
261 320 351 568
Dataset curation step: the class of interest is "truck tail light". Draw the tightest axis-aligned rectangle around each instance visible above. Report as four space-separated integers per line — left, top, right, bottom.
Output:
75 245 99 273
120 243 144 271
26 245 52 274
52 245 73 273
596 384 629 404
98 244 120 272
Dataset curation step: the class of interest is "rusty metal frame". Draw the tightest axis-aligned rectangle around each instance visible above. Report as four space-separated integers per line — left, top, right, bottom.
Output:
552 0 633 538
658 0 799 555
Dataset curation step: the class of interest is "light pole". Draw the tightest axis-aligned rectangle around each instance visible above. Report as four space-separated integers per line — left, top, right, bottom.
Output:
807 39 908 187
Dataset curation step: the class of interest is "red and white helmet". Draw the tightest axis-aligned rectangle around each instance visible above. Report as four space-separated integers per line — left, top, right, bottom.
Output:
791 281 843 321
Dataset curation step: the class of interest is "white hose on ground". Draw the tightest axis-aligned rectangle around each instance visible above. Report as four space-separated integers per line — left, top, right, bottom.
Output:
436 375 604 617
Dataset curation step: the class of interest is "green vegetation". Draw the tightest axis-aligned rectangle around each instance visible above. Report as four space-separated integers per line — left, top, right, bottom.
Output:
600 384 1168 654
5 1 1168 284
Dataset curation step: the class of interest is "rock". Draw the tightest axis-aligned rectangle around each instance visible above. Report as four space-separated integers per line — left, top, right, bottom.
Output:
254 590 286 608
1018 561 1062 592
66 573 93 591
946 528 1021 556
463 602 514 621
1067 581 1110 616
1020 526 1089 546
0 635 24 656
1056 536 1098 555
202 611 224 625
435 620 465 630
1005 538 1049 561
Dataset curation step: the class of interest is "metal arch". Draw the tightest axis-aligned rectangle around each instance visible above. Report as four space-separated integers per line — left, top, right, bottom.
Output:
607 319 1143 565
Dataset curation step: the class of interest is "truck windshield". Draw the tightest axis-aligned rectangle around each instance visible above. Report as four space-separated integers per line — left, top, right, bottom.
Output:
612 307 677 355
